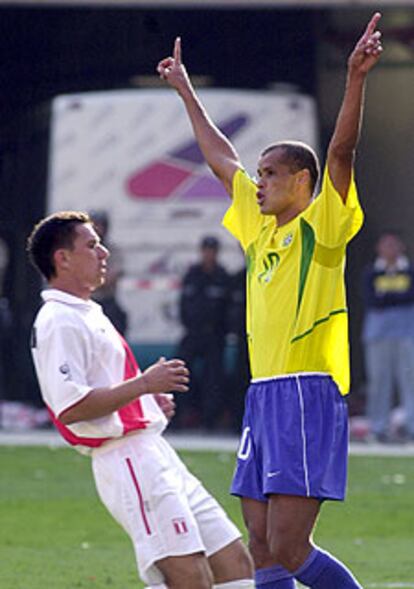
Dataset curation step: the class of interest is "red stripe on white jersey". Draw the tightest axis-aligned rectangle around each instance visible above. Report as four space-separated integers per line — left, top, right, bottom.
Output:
118 335 150 434
47 336 151 448
47 406 111 448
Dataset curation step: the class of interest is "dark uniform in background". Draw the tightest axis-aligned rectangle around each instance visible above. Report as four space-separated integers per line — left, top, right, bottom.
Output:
227 266 251 432
176 236 230 430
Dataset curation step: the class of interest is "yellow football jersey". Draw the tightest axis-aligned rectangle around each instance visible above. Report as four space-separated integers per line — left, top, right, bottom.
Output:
222 166 363 395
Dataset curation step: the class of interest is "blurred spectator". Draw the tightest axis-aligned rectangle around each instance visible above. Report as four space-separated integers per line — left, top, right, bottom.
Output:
176 236 231 430
362 231 414 442
89 210 128 335
227 265 251 432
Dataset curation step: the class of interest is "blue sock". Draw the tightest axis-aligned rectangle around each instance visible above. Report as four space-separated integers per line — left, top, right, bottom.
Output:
255 564 295 588
294 548 362 588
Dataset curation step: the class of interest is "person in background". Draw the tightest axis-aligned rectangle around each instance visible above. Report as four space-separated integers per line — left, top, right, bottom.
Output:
89 209 128 335
176 235 231 430
227 264 250 433
27 210 254 589
362 231 414 442
159 12 382 589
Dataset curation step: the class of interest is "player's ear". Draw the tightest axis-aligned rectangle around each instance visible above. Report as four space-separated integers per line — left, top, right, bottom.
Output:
53 248 71 272
297 168 311 186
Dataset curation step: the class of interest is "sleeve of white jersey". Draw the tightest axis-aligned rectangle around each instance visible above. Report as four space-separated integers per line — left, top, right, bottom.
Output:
34 317 93 419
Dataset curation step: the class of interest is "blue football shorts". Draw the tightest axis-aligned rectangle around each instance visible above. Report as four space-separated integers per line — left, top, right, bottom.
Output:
231 373 349 502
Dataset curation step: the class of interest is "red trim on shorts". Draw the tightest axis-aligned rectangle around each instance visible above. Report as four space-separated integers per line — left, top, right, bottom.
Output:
125 457 152 536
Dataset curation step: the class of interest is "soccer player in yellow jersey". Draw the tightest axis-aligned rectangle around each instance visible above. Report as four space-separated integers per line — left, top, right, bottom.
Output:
158 13 382 589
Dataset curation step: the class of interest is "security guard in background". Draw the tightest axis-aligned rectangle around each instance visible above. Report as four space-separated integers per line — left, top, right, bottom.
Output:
176 236 230 430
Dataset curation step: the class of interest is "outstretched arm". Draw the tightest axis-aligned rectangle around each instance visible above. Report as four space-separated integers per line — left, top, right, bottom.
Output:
327 12 383 202
157 37 242 196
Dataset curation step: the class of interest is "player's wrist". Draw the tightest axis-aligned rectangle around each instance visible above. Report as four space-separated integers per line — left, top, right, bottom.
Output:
140 374 150 396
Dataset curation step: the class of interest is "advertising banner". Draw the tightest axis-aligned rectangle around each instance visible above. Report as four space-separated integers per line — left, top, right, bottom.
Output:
48 88 317 344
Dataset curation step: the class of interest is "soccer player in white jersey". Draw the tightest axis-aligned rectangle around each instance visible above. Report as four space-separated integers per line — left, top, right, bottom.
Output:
27 211 254 589
158 13 382 589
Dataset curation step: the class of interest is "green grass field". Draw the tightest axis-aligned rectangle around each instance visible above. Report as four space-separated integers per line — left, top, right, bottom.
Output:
1 446 414 588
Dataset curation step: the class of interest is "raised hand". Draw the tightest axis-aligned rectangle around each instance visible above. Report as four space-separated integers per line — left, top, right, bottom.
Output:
157 37 193 94
348 12 383 75
142 357 189 394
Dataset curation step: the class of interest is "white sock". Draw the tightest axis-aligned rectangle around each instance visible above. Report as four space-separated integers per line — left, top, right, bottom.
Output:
214 580 255 588
145 578 254 588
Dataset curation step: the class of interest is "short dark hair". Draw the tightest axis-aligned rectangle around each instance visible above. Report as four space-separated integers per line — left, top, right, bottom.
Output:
261 141 320 195
27 211 91 280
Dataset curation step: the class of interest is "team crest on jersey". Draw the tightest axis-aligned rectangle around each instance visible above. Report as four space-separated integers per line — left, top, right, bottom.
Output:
59 363 72 381
172 517 189 535
258 252 280 284
282 232 293 247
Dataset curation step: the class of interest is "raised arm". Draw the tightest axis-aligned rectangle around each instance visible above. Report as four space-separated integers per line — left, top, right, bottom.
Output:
157 37 242 196
327 12 383 202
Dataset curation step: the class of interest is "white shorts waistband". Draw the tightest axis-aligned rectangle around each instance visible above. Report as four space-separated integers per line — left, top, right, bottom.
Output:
90 428 159 458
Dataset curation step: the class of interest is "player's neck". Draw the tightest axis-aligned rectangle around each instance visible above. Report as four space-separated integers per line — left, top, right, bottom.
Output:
49 277 92 301
276 200 311 227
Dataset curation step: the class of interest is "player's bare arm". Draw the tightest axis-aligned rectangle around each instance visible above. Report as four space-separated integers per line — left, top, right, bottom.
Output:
60 358 189 425
327 12 382 202
157 37 241 196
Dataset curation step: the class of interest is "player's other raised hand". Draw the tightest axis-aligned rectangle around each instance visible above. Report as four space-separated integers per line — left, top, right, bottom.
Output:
142 357 190 394
157 37 193 94
349 12 383 75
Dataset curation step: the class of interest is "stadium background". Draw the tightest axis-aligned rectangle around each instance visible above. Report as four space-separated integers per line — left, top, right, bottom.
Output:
1 0 414 412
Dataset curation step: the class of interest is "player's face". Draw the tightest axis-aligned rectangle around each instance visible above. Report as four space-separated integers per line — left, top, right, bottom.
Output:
256 148 301 221
377 234 404 264
64 223 109 296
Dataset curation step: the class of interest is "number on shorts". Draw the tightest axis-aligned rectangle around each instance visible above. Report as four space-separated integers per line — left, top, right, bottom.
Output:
237 426 252 460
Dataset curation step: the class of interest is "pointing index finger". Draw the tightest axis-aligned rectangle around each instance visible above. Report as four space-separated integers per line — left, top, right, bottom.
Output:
364 12 381 39
174 36 182 64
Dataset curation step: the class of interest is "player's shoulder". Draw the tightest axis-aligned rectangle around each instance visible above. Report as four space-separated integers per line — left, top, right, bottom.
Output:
34 298 85 333
233 167 255 189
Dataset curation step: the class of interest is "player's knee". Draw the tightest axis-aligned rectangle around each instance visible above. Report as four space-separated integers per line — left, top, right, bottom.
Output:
209 539 254 582
229 540 254 579
247 527 270 568
167 567 212 589
237 541 254 579
159 553 213 589
266 536 307 572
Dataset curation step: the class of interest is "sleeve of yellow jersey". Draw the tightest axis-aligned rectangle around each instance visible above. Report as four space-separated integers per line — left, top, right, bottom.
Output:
222 169 264 251
302 165 364 248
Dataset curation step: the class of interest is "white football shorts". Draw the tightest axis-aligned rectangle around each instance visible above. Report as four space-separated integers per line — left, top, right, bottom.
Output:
91 432 241 585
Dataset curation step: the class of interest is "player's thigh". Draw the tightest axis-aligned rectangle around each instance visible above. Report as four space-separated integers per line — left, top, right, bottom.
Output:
155 552 213 589
239 496 277 569
240 496 268 542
